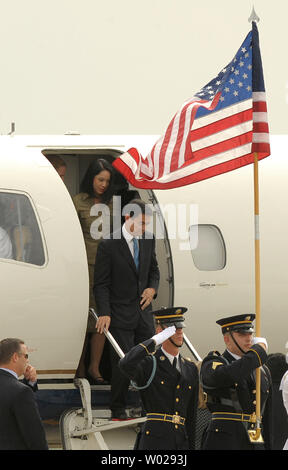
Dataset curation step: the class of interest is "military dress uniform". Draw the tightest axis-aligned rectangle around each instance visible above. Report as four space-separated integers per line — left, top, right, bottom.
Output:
200 315 273 450
119 307 199 450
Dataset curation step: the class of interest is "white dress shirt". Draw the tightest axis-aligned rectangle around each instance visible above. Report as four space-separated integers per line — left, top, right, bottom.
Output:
227 349 241 361
161 347 181 372
122 223 139 257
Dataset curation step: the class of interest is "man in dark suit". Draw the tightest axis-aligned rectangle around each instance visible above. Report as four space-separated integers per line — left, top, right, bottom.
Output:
0 337 48 450
200 314 273 450
119 307 199 449
94 199 160 420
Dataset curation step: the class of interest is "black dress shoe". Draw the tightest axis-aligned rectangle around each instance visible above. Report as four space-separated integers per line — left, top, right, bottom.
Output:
111 409 130 421
91 377 109 385
87 373 109 385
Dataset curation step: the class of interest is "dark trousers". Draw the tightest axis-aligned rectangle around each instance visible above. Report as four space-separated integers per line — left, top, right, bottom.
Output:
109 316 154 412
202 420 264 450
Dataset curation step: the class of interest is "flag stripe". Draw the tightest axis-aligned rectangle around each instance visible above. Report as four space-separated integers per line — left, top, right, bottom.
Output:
114 144 251 186
253 122 269 133
114 146 269 189
253 101 267 112
252 142 270 153
148 99 199 179
192 99 252 130
153 98 216 178
191 132 252 162
191 121 253 152
158 145 253 182
161 102 193 178
252 133 270 143
180 95 219 167
252 91 266 101
253 112 268 123
190 109 253 142
171 101 199 171
157 112 176 179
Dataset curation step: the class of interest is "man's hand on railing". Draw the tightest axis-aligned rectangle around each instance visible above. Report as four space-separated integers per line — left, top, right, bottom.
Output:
96 315 111 334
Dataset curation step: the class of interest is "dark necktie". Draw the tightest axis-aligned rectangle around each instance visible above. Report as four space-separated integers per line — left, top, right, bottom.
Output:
173 357 177 369
132 238 139 270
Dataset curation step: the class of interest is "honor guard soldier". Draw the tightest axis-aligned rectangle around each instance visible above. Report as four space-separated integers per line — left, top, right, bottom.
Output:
200 314 273 450
119 307 199 450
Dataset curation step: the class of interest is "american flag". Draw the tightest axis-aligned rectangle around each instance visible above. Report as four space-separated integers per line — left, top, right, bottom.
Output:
113 22 270 189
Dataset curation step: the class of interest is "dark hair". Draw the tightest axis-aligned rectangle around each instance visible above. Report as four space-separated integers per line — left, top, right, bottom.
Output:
80 159 114 203
266 353 288 382
0 338 24 364
46 155 67 169
124 198 153 219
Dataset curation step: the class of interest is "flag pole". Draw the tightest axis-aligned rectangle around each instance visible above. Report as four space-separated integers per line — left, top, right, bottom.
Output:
252 151 262 440
248 7 263 442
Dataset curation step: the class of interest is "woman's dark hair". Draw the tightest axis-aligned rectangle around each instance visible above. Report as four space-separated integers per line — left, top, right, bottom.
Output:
80 159 114 203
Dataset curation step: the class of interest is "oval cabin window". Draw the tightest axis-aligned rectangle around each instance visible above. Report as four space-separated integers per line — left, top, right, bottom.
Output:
189 224 226 271
0 192 45 266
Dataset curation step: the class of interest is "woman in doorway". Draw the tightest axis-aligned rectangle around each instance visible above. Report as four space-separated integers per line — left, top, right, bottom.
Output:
73 159 114 384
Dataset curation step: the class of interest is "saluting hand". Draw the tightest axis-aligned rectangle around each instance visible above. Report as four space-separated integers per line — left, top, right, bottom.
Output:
140 288 156 310
253 336 268 352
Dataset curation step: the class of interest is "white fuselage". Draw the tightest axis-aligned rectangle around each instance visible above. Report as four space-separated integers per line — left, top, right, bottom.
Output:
0 134 286 384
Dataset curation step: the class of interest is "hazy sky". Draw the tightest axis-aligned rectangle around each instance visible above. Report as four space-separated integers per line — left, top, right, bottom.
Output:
0 0 286 135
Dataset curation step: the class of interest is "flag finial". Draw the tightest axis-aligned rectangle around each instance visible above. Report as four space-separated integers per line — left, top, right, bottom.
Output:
248 6 260 23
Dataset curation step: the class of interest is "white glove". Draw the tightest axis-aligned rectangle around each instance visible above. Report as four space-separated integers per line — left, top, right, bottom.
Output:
253 337 268 351
152 326 176 346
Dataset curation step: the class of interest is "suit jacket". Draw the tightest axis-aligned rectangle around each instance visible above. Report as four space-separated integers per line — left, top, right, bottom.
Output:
200 346 273 450
0 369 48 450
119 339 199 450
93 229 160 330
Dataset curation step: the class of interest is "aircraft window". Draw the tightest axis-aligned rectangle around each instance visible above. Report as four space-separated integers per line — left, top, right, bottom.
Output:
189 224 226 271
0 192 45 266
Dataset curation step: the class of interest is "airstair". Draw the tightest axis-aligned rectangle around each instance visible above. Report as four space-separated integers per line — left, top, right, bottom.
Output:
59 308 204 450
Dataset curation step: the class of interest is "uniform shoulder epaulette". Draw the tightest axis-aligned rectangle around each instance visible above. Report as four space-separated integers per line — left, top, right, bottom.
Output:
212 350 221 356
206 350 221 357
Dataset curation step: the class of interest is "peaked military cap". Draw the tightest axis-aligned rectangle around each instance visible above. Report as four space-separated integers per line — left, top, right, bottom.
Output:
152 306 187 328
216 314 255 334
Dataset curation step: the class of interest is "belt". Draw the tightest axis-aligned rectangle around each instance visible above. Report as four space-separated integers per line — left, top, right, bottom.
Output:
146 413 185 425
212 412 256 423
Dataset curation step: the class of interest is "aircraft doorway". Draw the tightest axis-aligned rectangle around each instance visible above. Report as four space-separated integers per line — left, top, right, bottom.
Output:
42 148 174 384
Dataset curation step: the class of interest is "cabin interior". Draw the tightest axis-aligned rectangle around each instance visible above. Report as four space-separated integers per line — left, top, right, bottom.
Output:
40 149 174 384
